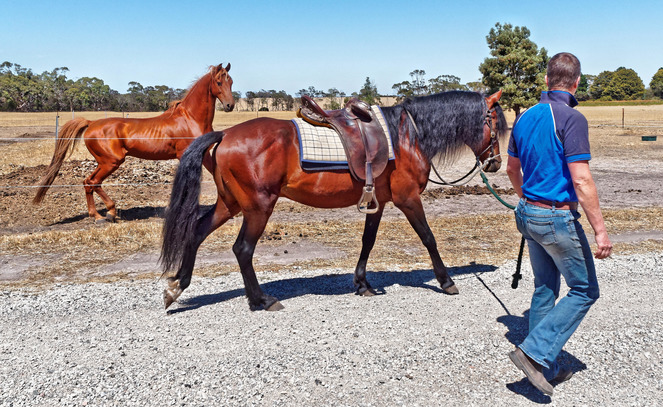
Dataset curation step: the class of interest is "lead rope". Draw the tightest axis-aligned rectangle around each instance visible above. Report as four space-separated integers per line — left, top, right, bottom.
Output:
479 166 525 289
406 107 525 287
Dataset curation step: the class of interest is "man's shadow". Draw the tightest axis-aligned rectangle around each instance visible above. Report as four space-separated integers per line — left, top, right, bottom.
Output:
498 310 587 403
166 263 495 314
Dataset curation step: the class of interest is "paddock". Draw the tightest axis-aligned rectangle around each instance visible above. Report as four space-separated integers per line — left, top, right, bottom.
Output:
0 107 662 404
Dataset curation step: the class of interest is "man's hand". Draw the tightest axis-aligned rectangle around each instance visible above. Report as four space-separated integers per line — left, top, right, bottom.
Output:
594 231 613 259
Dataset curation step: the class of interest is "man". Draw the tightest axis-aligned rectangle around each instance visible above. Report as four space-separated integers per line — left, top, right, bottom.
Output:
505 52 613 396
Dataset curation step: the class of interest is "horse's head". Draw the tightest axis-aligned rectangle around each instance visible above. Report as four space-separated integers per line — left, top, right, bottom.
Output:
211 63 235 112
475 90 506 173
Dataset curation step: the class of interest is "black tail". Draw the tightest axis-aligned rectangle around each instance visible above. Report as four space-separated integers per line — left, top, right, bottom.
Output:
160 131 224 273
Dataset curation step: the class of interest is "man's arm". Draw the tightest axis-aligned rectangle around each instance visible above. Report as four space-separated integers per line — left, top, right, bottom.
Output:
506 155 524 198
568 160 613 259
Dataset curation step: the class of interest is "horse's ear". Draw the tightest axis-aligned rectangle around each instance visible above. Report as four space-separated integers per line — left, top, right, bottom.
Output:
225 63 231 72
485 89 503 107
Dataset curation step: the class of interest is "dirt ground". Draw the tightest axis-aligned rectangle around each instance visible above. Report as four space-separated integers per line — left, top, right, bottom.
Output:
1 114 662 285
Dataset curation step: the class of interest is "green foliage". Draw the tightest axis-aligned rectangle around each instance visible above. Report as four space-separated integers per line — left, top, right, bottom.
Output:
650 67 663 99
325 87 345 110
478 23 548 115
591 68 645 100
575 74 595 101
357 77 381 105
0 60 186 112
391 71 467 101
428 74 467 93
590 70 613 99
604 67 645 100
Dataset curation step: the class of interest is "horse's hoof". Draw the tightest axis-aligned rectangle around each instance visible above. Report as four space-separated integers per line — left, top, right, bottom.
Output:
443 284 459 295
265 301 284 311
106 213 117 223
163 280 183 309
358 288 376 297
94 218 108 225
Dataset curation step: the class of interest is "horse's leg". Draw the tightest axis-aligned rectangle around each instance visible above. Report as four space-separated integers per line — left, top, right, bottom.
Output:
393 195 458 295
353 207 384 296
83 160 122 223
164 199 239 309
233 209 283 311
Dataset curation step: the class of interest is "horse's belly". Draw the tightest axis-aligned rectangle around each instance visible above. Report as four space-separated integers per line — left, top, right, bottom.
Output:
282 172 363 209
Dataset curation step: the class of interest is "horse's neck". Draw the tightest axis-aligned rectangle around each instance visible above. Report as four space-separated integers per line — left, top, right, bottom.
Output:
177 73 216 128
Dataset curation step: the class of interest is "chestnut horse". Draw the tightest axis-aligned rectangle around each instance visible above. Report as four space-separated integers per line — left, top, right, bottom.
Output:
33 63 235 222
161 90 507 311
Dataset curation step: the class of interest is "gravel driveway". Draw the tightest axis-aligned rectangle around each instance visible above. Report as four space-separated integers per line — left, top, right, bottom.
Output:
1 252 661 406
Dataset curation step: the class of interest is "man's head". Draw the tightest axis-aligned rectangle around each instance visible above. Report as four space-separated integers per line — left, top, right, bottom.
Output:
546 52 581 93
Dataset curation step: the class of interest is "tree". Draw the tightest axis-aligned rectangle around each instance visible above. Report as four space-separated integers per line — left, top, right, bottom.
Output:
0 61 42 111
603 67 644 100
575 74 595 101
589 71 613 100
428 74 467 93
245 91 256 111
325 87 345 110
649 67 663 99
40 67 71 111
409 69 428 96
479 23 548 116
296 86 324 98
465 81 488 94
357 77 381 105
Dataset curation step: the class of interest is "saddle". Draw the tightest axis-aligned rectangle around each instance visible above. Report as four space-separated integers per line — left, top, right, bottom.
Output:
297 95 389 213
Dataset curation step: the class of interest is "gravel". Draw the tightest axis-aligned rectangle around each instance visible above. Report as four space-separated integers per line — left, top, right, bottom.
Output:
1 252 662 406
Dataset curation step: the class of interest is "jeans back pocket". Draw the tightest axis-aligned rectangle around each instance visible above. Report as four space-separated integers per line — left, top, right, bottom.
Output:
526 219 557 245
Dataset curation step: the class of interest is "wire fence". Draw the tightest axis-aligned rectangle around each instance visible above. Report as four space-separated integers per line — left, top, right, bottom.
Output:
1 110 661 191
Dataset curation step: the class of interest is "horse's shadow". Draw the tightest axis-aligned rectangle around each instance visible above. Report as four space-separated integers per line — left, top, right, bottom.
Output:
167 263 497 314
50 205 167 226
498 311 588 402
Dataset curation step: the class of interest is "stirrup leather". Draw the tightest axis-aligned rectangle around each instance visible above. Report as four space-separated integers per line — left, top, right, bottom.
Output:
357 162 379 214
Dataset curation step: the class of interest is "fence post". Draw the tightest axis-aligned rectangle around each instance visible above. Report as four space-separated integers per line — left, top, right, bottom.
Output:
55 113 60 145
622 108 625 128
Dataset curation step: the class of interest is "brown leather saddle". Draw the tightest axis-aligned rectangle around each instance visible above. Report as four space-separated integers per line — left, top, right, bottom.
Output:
297 95 390 213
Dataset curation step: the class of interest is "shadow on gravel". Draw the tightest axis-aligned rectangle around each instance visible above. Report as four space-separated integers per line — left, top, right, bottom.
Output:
498 311 588 402
49 205 167 226
168 263 498 314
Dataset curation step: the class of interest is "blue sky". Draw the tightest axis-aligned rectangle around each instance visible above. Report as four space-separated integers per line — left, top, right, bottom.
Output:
2 0 662 96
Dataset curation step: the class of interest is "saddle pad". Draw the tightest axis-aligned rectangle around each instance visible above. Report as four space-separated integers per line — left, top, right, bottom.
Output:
293 105 394 171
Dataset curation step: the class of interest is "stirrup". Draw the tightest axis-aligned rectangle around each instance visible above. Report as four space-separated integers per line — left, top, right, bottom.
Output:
357 184 379 214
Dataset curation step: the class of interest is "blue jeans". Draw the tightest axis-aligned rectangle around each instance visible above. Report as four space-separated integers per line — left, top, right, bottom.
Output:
514 198 600 376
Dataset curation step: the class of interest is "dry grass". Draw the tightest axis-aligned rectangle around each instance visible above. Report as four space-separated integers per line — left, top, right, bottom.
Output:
1 206 661 288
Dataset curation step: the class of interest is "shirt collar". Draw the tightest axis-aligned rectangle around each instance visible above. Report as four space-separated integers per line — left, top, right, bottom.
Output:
540 90 578 108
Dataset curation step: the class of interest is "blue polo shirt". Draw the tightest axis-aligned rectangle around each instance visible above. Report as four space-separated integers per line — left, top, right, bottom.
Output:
508 91 591 203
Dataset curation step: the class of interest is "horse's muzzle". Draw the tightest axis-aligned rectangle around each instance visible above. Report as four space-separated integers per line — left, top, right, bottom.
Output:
483 156 502 173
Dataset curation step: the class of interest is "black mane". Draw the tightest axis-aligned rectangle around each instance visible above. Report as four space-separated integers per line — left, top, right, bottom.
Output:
381 91 507 165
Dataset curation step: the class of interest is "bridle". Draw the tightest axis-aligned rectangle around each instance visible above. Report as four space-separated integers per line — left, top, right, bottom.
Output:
477 106 501 168
420 106 501 186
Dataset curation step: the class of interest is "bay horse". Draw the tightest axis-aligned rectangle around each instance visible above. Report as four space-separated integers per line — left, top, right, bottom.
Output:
33 63 235 222
161 90 507 311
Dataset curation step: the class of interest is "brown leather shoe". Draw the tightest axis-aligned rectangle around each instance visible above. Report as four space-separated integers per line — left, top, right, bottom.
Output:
552 368 573 384
509 348 554 396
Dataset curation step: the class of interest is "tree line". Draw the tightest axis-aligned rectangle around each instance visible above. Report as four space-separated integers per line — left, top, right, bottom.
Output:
0 61 190 112
3 22 663 113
